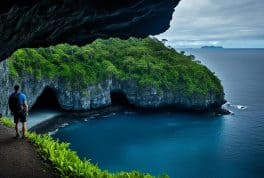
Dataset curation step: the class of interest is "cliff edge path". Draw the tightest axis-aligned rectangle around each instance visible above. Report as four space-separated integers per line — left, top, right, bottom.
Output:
0 123 54 178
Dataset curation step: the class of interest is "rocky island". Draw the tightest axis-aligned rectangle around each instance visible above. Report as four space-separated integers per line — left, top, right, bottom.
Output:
0 37 227 116
201 46 224 49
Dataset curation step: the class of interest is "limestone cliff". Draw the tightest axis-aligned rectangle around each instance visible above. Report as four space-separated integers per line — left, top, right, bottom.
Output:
0 60 225 116
0 61 10 115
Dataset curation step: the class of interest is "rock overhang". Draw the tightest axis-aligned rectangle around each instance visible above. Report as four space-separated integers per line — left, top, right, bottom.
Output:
0 0 181 61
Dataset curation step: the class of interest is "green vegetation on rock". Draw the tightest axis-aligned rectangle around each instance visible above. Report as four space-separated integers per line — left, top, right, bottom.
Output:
8 37 223 96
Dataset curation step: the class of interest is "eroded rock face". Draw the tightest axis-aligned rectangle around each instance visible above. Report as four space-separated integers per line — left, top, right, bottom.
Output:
0 0 180 61
0 61 225 116
0 61 10 115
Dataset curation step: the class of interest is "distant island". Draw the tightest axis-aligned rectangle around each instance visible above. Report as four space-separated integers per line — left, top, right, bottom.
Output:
201 46 224 49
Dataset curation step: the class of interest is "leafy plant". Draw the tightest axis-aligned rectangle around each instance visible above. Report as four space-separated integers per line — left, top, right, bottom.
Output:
0 116 167 177
8 37 223 97
27 132 162 177
0 117 15 127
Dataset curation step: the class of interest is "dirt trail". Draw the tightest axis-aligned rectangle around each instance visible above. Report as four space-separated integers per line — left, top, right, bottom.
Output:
0 123 55 178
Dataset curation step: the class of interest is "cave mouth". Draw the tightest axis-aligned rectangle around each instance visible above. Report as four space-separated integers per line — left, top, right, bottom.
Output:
110 90 131 107
30 86 62 112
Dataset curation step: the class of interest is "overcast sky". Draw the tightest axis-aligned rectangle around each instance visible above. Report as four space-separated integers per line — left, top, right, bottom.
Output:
156 0 264 48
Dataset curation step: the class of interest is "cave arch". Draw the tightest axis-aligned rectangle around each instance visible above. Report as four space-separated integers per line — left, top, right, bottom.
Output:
110 89 131 107
30 86 62 111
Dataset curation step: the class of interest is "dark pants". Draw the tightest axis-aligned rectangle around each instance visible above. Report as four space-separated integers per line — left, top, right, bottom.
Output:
14 111 27 123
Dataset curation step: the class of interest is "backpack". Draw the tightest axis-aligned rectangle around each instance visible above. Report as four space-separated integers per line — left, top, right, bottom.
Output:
8 93 21 113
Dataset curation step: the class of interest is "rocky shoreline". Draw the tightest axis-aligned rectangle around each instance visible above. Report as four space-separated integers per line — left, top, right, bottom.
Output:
29 106 127 134
30 105 230 134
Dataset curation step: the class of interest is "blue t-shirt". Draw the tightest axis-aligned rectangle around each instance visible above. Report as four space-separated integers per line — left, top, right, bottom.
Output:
18 92 27 105
11 92 27 105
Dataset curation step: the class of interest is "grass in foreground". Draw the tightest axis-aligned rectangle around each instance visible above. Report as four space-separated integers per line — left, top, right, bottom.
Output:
0 117 168 178
0 117 15 127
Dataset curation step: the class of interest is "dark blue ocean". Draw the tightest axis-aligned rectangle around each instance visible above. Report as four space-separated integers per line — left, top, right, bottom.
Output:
53 49 264 178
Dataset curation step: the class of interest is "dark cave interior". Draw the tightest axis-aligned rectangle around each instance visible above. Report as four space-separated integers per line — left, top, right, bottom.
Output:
30 86 62 111
110 90 131 107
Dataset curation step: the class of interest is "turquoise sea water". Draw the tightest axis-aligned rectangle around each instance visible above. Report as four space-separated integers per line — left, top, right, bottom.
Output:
53 49 264 178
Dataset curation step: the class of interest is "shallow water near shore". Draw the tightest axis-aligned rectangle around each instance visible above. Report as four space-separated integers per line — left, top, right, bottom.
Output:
27 110 61 129
52 49 264 178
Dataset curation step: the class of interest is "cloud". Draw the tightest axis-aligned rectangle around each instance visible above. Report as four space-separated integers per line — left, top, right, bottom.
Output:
156 0 264 48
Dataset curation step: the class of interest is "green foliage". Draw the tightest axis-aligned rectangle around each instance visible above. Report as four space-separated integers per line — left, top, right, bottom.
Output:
0 117 15 127
27 132 167 178
8 37 223 96
0 116 166 177
4 38 224 177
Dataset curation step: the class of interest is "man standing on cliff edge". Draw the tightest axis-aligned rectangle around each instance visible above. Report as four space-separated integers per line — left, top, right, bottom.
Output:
8 85 29 139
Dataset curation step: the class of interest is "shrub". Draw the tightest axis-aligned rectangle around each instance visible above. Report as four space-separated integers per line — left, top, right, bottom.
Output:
27 132 161 177
0 117 15 127
8 37 223 97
